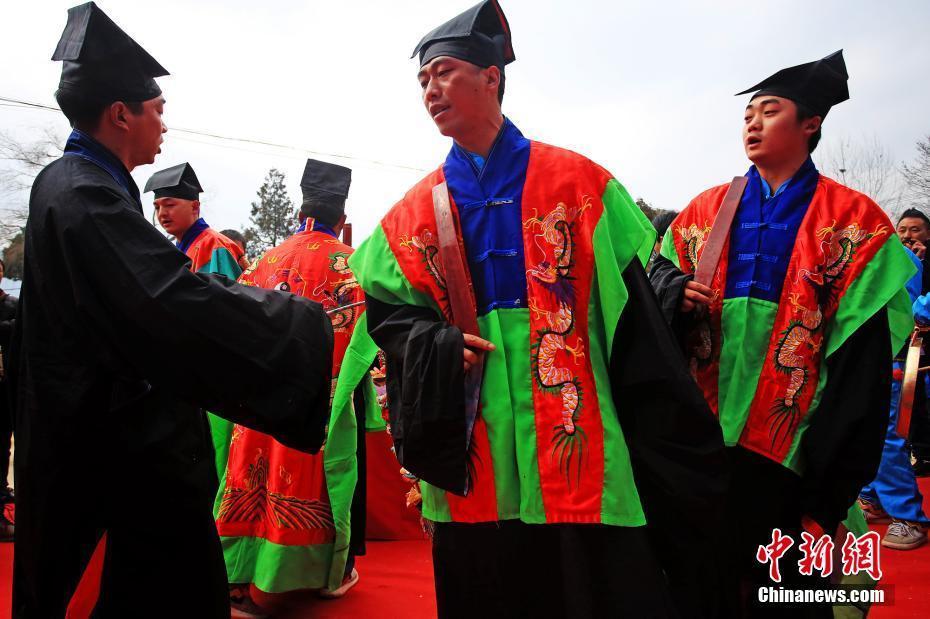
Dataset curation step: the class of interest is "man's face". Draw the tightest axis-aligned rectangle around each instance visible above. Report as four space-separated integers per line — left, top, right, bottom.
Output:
154 197 200 238
418 56 498 140
897 217 930 248
743 96 819 166
125 96 166 167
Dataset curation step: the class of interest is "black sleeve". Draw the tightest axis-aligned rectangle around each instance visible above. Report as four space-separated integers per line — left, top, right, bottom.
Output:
611 259 729 619
60 187 334 453
365 295 469 495
648 253 692 326
798 307 891 533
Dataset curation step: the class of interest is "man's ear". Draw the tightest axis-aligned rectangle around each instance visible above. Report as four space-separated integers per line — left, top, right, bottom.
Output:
192 200 201 218
108 101 132 132
802 115 822 137
486 65 501 92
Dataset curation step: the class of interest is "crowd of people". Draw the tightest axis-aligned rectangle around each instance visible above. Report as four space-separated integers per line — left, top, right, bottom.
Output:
1 1 928 618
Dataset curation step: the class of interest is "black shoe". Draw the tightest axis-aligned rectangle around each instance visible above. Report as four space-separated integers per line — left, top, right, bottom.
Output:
913 459 930 478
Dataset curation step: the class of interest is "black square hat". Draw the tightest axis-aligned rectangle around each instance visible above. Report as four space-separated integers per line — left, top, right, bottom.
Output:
412 0 515 69
300 159 352 199
735 50 849 118
143 163 203 200
299 159 352 219
52 2 168 103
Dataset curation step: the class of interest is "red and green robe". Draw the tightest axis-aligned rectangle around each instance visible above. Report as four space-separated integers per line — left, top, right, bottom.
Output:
176 218 247 494
651 158 915 533
351 119 726 530
216 222 380 592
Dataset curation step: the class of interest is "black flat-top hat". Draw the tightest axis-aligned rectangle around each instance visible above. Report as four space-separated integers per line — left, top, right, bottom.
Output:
144 163 203 200
736 50 849 118
300 159 352 220
52 2 168 103
412 0 515 69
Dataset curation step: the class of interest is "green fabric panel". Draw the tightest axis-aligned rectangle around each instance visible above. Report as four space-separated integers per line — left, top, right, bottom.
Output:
717 297 780 445
595 179 657 354
659 222 681 269
588 207 648 525
484 309 542 522
824 238 916 359
587 265 646 526
222 535 333 592
322 311 380 589
196 246 243 280
420 483 451 521
782 238 916 470
349 224 438 312
209 414 234 518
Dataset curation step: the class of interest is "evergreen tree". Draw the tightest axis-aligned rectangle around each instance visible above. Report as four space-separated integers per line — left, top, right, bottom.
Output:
243 168 296 255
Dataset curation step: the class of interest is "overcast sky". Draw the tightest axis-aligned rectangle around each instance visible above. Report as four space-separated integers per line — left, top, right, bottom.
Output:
1 0 928 246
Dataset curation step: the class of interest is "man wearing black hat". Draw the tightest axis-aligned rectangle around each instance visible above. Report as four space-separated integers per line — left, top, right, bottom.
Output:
219 159 378 612
352 2 727 617
650 51 916 615
146 162 246 277
9 4 334 617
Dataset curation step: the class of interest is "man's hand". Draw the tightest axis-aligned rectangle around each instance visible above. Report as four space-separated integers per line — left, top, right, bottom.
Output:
681 280 713 313
463 333 495 371
912 240 927 260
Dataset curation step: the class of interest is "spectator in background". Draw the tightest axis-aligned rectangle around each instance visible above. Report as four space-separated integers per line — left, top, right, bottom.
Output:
220 228 251 270
858 232 929 551
649 211 677 272
896 208 930 476
0 257 17 540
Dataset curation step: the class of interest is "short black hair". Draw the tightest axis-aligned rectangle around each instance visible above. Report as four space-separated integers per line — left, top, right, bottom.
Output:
897 208 930 228
794 101 822 154
652 211 677 239
55 89 144 131
220 229 246 249
301 192 346 228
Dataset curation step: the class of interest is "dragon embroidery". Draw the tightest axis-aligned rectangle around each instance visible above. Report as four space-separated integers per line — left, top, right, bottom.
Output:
768 221 888 449
525 200 590 488
399 229 449 316
676 222 712 271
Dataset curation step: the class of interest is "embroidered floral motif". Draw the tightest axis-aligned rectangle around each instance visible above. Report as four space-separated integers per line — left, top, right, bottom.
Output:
525 199 590 488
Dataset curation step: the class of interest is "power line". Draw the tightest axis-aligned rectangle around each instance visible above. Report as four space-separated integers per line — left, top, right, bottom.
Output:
0 95 427 174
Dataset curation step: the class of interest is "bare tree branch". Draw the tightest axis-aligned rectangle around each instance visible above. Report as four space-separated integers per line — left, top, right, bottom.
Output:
817 135 905 214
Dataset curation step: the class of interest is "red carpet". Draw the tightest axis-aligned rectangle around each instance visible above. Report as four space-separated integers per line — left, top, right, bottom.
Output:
0 477 927 617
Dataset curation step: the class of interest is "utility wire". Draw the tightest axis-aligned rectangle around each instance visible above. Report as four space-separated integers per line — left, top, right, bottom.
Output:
0 95 427 173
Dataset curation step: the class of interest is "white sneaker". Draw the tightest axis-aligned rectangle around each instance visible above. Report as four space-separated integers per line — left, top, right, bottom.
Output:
318 569 359 599
882 520 927 550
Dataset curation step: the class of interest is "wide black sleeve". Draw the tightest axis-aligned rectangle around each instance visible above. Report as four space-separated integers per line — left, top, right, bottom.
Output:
611 259 729 619
648 253 692 326
365 295 469 494
60 185 334 453
798 307 891 533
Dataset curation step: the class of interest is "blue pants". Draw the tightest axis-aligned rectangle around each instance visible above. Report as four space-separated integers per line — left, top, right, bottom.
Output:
860 362 929 523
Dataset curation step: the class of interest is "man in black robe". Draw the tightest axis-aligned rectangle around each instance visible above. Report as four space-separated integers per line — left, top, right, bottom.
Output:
9 4 333 617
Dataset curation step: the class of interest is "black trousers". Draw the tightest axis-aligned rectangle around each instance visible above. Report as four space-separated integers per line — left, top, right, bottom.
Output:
723 448 833 619
431 520 678 619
